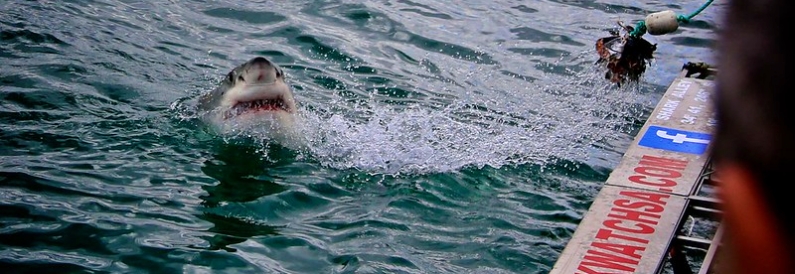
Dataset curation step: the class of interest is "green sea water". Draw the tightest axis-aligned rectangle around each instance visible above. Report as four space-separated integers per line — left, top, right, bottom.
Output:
0 1 720 273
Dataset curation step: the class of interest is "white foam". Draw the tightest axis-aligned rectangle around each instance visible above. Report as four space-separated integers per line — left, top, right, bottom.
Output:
285 66 656 175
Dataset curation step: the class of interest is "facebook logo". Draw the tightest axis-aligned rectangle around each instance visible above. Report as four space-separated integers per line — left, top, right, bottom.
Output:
638 126 712 155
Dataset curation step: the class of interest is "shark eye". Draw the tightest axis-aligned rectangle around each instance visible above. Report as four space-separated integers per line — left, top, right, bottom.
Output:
226 72 235 83
237 75 245 82
276 69 283 78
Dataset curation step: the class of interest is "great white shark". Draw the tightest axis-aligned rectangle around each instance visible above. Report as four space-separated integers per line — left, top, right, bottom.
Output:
198 57 301 145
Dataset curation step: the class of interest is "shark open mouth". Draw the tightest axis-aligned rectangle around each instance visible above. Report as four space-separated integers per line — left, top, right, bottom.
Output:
224 98 289 119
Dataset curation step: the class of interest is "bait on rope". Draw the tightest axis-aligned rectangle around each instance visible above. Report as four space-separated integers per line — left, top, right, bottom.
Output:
594 0 714 85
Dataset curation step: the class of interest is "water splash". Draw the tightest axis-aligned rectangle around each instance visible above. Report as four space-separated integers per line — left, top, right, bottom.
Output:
277 65 654 175
173 54 657 176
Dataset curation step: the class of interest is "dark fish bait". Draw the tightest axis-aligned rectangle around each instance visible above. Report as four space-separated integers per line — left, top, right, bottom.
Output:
595 22 657 85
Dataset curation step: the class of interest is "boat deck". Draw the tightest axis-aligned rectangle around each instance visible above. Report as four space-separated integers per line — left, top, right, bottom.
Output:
551 63 722 274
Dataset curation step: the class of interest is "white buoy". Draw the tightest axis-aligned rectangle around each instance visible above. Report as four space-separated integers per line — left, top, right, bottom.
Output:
646 10 679 35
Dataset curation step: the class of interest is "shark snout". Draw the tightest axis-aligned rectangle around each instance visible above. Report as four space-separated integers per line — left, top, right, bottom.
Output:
248 57 272 67
241 57 280 84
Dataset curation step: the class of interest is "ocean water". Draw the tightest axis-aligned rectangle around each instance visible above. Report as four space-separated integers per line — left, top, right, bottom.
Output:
0 1 720 273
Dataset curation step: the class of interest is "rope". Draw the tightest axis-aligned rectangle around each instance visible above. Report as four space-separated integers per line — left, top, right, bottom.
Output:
629 0 714 37
683 0 714 21
629 21 647 37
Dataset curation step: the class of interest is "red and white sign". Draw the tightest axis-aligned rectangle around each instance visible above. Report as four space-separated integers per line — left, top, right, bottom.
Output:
551 71 715 273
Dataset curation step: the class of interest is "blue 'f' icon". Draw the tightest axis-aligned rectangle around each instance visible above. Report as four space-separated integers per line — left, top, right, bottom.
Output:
638 126 712 155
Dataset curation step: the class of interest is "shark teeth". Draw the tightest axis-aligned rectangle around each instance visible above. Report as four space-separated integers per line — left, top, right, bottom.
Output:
224 98 287 119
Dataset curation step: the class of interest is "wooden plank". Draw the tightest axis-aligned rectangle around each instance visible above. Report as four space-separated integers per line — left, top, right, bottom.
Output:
551 67 716 274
